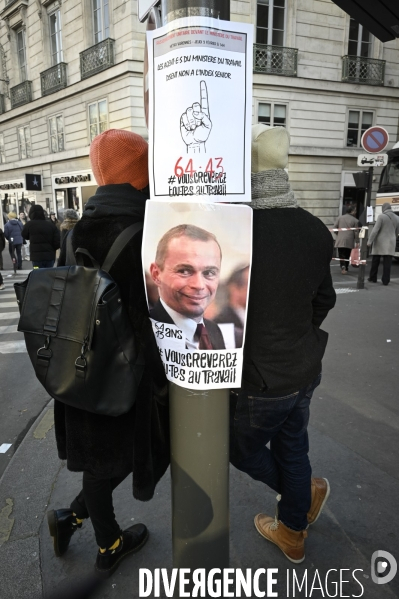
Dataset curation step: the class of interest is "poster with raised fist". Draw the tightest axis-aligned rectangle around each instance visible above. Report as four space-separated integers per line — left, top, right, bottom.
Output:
146 17 253 202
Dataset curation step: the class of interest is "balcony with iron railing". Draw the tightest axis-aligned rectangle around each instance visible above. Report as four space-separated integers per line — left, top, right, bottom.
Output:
254 44 298 77
40 62 68 96
1 0 28 15
80 38 115 80
10 80 32 109
342 56 385 86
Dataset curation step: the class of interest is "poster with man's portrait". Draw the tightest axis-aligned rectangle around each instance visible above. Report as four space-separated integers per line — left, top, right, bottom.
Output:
142 201 252 389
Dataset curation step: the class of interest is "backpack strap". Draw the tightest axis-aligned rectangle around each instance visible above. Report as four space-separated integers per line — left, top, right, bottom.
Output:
101 222 143 273
65 230 77 265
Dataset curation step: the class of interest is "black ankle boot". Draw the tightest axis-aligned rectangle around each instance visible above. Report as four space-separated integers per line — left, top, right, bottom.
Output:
95 524 149 579
47 509 82 557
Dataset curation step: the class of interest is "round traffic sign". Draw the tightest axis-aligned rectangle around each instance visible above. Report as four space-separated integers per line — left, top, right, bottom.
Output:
361 126 389 153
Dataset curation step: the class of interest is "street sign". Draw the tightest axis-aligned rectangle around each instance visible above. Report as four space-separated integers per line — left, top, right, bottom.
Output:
357 153 388 167
361 126 389 153
138 0 159 22
24 174 42 191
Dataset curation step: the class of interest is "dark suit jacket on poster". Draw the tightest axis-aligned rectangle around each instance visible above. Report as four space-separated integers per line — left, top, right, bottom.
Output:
215 305 244 348
150 300 226 350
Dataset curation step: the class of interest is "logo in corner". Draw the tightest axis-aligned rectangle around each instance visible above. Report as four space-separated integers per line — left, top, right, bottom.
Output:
371 551 397 585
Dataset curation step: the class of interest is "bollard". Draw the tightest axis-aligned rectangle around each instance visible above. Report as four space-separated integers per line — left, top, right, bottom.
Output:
170 383 230 571
159 0 231 575
357 166 373 289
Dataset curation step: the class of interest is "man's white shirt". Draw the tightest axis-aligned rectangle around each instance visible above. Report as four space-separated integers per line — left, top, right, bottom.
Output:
159 298 203 350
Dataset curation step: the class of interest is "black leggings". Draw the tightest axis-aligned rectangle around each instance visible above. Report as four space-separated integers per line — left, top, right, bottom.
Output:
70 471 129 548
9 243 22 269
338 247 351 270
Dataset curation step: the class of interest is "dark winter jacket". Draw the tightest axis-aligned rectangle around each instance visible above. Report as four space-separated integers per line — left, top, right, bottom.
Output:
22 218 60 261
4 219 24 246
55 184 170 501
243 207 336 395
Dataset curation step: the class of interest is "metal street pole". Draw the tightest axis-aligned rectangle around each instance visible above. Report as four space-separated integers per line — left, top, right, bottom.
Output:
159 0 230 574
357 166 373 290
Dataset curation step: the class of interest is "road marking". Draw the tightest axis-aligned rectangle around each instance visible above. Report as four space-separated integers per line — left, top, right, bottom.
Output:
0 340 26 353
0 294 17 299
0 499 14 548
0 312 19 320
0 302 18 308
0 443 12 453
33 409 54 439
0 325 18 334
335 288 360 294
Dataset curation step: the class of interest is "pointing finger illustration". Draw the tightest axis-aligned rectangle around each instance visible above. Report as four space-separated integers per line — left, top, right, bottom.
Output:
200 80 209 118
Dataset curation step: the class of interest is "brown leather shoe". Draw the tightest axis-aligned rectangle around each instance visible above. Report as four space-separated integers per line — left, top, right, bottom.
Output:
307 477 330 525
254 514 307 563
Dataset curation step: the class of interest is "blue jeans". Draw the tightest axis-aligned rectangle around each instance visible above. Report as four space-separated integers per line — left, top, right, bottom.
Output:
32 260 55 269
230 373 321 531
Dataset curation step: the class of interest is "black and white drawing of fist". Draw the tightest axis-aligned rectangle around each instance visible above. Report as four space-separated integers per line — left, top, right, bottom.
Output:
180 81 212 153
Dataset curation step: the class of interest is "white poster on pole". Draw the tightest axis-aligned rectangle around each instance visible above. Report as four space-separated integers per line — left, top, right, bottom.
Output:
142 201 252 389
146 17 253 202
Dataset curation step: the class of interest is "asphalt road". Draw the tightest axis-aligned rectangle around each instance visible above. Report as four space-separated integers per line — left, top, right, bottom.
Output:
0 248 399 598
0 250 51 479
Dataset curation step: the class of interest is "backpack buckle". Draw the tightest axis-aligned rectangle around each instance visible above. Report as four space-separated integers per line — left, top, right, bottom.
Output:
75 356 87 370
37 336 52 360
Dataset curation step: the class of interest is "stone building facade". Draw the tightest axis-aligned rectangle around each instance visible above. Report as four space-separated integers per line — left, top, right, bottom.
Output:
0 0 398 226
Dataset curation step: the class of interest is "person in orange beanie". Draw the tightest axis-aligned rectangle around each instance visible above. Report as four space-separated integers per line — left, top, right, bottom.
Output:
48 129 169 578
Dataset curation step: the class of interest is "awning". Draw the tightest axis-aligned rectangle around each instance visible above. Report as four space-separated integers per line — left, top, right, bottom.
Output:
331 0 399 42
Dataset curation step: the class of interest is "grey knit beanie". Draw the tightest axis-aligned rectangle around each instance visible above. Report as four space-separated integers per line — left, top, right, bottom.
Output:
64 209 79 220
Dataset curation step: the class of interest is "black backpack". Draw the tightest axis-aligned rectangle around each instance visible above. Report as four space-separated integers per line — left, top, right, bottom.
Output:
14 223 145 417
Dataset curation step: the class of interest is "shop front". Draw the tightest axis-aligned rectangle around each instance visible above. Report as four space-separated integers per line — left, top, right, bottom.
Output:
52 171 98 219
0 180 38 225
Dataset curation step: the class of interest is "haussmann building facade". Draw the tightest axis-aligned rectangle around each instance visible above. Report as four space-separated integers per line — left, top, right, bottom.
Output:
0 0 398 227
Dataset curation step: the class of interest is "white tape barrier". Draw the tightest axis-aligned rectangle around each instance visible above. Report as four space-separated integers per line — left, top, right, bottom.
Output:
329 227 368 232
332 257 367 264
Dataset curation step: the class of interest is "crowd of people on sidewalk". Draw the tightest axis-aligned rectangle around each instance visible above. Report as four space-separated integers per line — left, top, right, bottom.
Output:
0 206 80 289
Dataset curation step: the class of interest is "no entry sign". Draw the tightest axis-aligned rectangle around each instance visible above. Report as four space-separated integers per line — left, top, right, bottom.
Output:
361 126 389 153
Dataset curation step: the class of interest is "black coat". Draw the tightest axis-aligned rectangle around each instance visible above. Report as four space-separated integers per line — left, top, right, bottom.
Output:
243 207 336 395
55 184 170 501
150 299 226 350
22 219 60 261
0 228 5 252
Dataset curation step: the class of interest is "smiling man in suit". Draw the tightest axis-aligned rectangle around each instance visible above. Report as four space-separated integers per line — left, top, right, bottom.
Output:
149 224 225 350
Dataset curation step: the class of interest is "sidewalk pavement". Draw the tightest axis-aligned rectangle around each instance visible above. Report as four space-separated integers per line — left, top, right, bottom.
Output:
0 261 398 599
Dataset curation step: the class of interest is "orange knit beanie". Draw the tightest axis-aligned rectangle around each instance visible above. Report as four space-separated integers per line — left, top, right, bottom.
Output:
90 129 149 190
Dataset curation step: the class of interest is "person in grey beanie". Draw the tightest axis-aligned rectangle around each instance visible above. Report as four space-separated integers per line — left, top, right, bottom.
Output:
230 125 336 564
60 209 79 247
367 202 399 285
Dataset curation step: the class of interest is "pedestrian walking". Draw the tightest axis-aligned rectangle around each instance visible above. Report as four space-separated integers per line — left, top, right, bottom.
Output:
18 210 30 260
333 206 361 274
47 129 169 578
230 125 336 564
4 212 23 270
59 208 79 247
0 226 5 289
50 211 61 230
21 205 60 268
19 211 30 261
367 202 399 286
